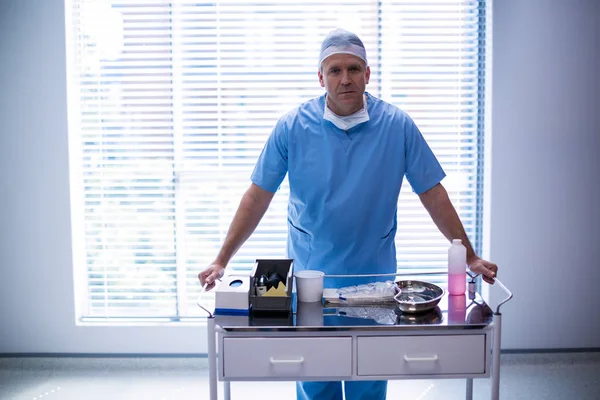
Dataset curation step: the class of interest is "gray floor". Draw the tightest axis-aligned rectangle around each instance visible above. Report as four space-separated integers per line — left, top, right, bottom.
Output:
1 353 599 400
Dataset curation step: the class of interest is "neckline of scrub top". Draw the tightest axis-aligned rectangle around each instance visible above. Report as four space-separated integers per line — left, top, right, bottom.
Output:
323 118 371 152
321 93 371 151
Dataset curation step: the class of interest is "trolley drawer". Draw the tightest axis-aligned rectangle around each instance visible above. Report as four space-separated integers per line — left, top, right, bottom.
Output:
223 337 352 379
357 335 486 376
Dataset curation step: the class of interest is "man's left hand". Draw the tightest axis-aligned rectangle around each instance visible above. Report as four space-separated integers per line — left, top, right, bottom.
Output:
468 256 498 284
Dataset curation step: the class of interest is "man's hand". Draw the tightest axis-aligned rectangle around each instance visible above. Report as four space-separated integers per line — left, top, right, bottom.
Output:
197 183 275 292
468 256 498 285
198 263 225 291
419 184 497 284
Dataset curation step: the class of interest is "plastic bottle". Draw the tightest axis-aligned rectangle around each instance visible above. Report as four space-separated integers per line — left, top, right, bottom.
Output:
448 239 467 296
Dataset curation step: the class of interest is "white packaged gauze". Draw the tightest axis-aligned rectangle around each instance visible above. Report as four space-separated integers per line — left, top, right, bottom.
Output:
323 281 398 305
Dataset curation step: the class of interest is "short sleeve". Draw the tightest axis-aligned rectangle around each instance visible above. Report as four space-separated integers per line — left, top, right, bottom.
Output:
404 115 446 194
250 119 289 193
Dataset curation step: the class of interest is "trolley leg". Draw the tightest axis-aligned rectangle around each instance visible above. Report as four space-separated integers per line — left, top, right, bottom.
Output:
224 381 231 400
466 378 473 400
492 314 502 400
208 317 218 400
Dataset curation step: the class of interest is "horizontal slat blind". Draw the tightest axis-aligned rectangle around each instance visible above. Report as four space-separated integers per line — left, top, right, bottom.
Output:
65 0 486 319
68 0 179 318
380 1 483 271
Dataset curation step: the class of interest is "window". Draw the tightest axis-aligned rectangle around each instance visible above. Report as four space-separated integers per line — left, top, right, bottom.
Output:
65 0 489 321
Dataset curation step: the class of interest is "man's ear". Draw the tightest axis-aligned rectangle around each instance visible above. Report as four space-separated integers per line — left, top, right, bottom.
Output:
365 66 371 85
318 70 325 88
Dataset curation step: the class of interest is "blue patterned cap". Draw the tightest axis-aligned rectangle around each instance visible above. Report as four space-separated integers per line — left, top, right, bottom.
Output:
319 28 368 68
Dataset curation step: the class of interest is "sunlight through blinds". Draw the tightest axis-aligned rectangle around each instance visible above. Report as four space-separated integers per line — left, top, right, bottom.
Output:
65 0 488 319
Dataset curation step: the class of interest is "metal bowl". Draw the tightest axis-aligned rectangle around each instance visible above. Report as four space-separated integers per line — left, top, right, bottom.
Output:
394 280 445 314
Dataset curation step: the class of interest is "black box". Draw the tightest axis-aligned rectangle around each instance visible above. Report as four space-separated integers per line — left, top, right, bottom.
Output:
249 259 294 314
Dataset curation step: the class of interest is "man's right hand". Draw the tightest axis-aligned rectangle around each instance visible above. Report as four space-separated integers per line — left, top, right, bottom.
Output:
198 263 225 291
197 183 274 292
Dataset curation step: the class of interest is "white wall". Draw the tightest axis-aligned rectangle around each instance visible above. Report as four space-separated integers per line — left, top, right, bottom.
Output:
490 0 600 349
0 0 598 354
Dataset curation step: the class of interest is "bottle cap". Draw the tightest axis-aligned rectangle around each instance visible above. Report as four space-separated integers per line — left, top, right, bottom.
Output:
452 239 462 244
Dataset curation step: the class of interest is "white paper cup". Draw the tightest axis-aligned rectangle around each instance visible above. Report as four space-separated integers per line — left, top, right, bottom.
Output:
294 270 324 303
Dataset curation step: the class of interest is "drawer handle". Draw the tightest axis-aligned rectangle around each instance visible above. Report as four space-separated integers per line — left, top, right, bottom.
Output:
403 354 439 362
269 356 305 365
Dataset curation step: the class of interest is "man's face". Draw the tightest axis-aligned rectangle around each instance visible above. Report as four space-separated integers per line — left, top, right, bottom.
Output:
318 53 370 116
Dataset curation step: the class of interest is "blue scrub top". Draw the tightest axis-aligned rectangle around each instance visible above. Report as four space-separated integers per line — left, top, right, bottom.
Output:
251 92 445 288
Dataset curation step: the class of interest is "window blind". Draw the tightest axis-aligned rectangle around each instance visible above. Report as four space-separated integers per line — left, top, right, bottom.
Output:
65 0 488 320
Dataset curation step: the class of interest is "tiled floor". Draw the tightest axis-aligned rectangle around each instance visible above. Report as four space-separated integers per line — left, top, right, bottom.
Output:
1 353 599 400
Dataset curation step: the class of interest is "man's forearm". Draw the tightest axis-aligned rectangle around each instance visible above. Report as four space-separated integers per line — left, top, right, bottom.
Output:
214 183 274 267
419 183 478 263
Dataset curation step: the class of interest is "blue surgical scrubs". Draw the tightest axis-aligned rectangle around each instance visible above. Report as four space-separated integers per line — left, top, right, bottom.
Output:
251 92 446 400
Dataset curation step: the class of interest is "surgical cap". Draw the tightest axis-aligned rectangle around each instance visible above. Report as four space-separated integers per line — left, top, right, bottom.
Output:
318 28 368 69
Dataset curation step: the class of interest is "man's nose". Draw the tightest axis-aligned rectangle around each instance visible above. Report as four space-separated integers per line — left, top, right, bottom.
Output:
340 71 351 85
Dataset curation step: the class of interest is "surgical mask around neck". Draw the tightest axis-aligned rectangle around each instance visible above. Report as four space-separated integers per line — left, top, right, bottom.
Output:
324 95 369 131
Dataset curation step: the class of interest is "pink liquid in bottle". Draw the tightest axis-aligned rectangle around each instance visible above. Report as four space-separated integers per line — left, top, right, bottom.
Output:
448 273 466 296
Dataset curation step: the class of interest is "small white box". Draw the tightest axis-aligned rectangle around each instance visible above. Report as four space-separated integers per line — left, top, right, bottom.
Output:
215 274 251 315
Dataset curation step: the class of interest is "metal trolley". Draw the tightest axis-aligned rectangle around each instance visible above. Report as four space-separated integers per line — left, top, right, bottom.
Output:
202 272 513 400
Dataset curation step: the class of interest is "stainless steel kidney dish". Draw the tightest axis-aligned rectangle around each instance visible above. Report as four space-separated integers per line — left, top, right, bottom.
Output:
394 280 445 313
